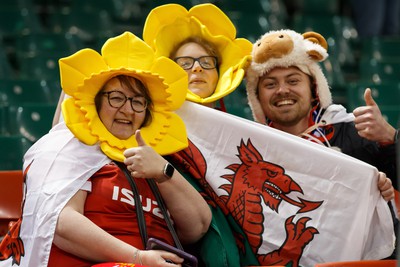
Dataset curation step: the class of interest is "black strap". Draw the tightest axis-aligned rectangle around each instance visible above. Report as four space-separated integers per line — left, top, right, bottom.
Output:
115 161 183 251
147 179 184 250
115 161 148 248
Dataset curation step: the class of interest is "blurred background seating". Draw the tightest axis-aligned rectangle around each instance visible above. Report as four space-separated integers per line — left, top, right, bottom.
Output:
0 136 30 170
0 0 399 171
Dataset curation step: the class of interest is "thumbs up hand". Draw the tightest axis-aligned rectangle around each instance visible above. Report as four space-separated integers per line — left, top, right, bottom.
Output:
352 88 396 143
123 130 166 179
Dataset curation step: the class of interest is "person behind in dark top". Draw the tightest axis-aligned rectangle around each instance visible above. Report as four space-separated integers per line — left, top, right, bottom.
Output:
246 29 398 258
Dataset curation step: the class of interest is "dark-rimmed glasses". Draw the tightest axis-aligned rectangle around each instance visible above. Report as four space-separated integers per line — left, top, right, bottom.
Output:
174 56 218 70
102 91 148 113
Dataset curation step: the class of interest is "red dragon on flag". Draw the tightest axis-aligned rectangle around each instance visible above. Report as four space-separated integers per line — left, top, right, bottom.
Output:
173 138 323 267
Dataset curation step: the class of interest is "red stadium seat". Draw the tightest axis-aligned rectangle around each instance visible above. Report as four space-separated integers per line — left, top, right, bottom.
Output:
314 260 397 267
0 170 23 237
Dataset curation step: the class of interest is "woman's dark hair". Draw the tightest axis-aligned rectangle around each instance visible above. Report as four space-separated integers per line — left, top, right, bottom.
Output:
95 75 153 127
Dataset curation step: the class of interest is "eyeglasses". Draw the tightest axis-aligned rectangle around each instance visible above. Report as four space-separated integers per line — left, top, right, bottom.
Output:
174 56 218 70
102 91 148 113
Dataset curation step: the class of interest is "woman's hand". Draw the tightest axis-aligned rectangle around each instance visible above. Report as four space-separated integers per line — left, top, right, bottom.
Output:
123 130 212 244
140 250 184 267
123 130 166 181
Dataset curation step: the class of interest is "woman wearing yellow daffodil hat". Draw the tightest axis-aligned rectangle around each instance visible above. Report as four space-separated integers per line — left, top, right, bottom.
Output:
0 32 211 267
141 4 260 267
143 3 252 109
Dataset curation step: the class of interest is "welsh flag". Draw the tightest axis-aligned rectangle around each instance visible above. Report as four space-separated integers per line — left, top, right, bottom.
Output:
176 101 395 267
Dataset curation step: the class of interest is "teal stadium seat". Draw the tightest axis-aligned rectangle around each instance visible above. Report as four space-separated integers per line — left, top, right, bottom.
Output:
347 82 400 109
301 0 339 15
222 0 286 17
15 103 57 143
379 106 400 128
223 83 253 120
147 0 194 10
16 53 61 80
0 79 58 135
359 58 400 84
227 12 272 42
359 36 400 61
0 7 43 41
16 32 84 58
48 9 115 45
0 79 57 105
0 43 15 79
224 0 287 41
0 135 31 170
347 82 400 127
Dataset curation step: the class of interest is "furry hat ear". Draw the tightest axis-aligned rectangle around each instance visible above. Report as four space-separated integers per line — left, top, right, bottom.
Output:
303 32 328 49
303 32 328 61
246 29 332 124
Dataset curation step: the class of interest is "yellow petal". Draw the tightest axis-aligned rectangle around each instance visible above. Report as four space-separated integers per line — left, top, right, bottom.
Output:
188 4 236 39
59 49 108 96
102 32 155 70
143 3 252 104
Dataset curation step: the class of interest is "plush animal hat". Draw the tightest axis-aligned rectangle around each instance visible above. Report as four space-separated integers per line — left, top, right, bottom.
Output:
246 29 332 123
143 3 252 104
59 32 188 162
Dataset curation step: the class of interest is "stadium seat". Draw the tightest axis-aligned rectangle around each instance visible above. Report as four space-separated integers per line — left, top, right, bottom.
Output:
15 32 84 58
0 43 15 79
222 0 287 17
227 11 272 42
314 260 397 267
0 170 23 237
301 0 339 15
69 0 116 13
0 79 58 135
0 136 31 171
105 0 148 25
0 0 32 9
379 106 400 128
0 7 43 40
223 83 253 120
0 78 57 105
292 15 340 39
223 0 288 36
222 0 267 12
16 53 61 80
48 9 115 45
346 82 400 127
144 0 195 10
359 36 400 61
346 82 400 110
358 58 400 84
15 103 57 143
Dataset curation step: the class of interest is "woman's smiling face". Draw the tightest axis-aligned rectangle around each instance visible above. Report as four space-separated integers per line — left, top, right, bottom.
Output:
174 42 219 99
98 77 147 140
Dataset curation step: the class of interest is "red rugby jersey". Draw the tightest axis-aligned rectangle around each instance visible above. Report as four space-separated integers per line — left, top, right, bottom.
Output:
48 163 173 267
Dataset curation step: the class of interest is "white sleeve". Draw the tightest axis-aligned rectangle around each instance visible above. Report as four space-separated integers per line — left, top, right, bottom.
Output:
81 180 92 192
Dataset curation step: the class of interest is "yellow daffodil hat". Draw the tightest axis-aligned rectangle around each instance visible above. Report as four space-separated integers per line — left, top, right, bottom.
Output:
59 32 189 162
143 3 253 104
